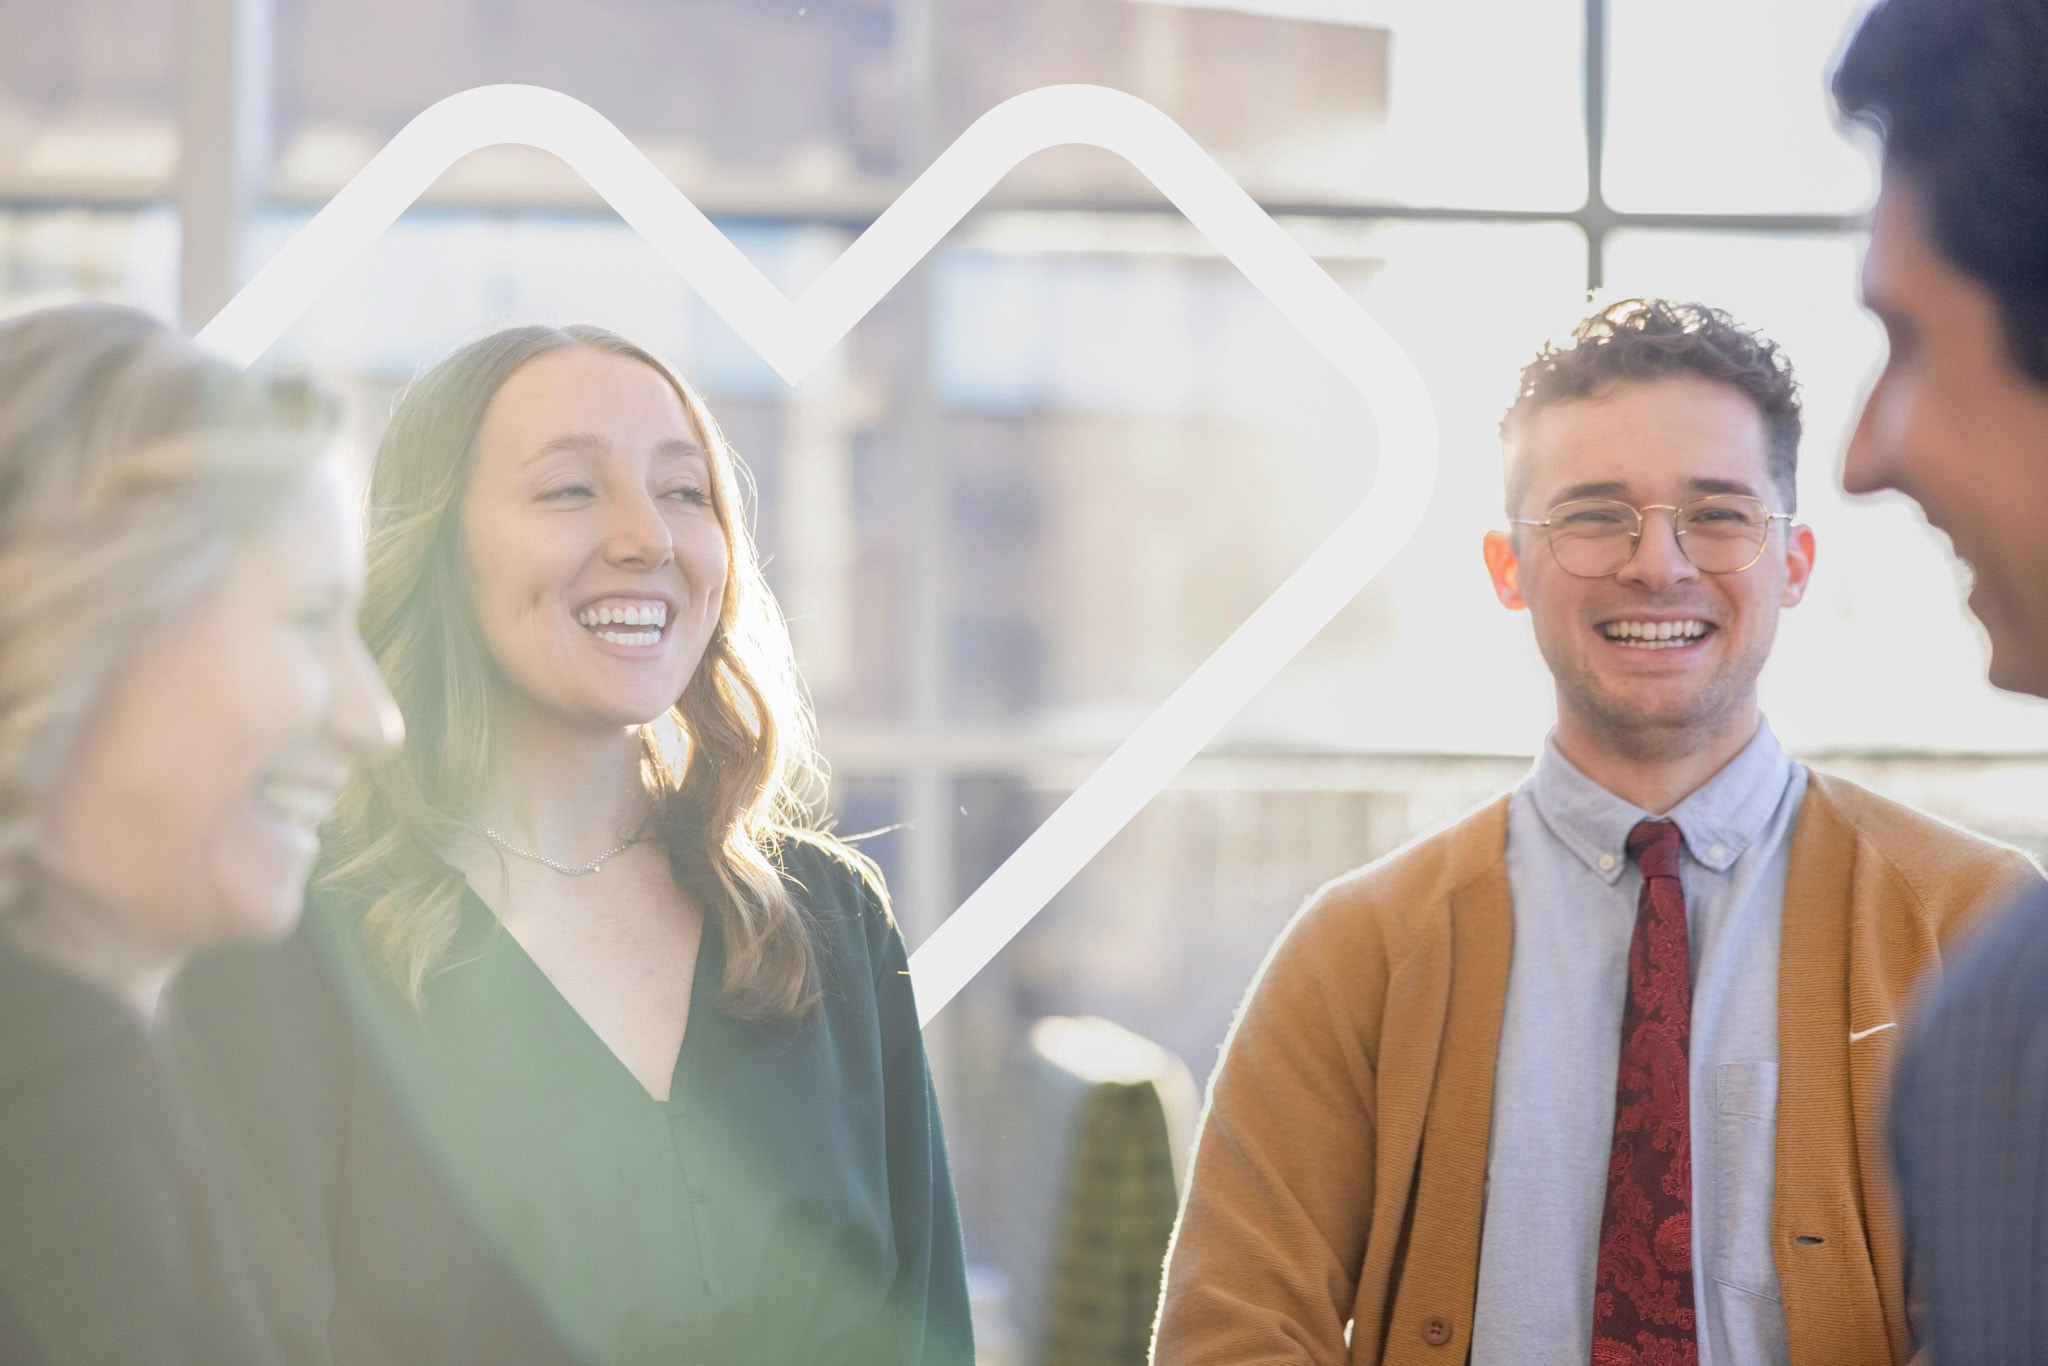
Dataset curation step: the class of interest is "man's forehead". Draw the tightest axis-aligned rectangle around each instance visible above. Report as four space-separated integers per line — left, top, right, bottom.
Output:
1540 473 1768 502
1523 381 1769 465
1523 401 1777 507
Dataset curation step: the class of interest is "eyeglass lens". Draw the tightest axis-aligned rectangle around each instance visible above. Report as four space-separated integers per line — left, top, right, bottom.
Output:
1545 496 1771 577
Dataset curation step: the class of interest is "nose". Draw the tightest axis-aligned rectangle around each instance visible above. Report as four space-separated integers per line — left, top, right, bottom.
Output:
605 487 676 571
329 631 403 759
1841 384 1896 497
1614 506 1699 593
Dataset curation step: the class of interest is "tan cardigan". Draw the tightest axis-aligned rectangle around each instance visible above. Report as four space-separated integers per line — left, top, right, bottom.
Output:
1153 772 2042 1366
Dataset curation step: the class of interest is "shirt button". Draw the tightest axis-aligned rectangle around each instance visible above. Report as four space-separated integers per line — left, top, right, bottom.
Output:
1709 844 1727 862
1598 852 1617 872
1421 1316 1453 1346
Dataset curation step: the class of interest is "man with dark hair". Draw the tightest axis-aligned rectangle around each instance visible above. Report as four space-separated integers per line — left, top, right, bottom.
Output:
1835 0 2048 1357
1153 299 2039 1366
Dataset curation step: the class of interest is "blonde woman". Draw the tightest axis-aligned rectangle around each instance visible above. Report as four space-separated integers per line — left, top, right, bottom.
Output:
181 325 971 1366
0 303 400 1363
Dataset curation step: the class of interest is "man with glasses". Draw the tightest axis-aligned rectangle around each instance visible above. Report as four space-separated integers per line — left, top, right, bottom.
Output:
1153 299 2038 1366
1833 0 2048 1357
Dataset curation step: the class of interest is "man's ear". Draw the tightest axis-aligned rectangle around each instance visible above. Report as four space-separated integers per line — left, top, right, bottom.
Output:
1483 529 1527 610
1780 522 1817 607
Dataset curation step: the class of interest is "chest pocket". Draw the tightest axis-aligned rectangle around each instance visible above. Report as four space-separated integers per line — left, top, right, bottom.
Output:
1711 1060 1785 1305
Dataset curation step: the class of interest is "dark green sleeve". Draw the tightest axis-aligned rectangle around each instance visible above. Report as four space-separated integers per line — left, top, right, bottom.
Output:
860 874 974 1366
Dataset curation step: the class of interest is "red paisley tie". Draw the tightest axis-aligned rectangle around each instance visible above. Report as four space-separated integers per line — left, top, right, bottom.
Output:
1591 819 1697 1366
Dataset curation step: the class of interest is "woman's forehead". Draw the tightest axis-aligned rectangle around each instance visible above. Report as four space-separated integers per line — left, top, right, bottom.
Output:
480 350 699 461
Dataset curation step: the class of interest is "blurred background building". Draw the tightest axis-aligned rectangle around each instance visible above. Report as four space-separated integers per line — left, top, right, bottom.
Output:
8 0 2048 1359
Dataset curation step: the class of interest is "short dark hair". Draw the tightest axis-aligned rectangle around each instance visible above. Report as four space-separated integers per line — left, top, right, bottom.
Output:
1500 298 1803 517
1834 0 2048 383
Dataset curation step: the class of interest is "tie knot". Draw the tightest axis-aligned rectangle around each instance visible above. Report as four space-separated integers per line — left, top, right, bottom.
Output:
1626 819 1683 880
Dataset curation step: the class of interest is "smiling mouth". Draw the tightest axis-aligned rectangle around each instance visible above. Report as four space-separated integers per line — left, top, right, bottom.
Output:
1599 617 1715 650
576 601 669 647
257 776 341 831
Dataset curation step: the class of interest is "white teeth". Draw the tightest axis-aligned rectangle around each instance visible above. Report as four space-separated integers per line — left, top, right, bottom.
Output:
595 629 659 646
260 780 335 830
1602 619 1710 647
577 602 668 631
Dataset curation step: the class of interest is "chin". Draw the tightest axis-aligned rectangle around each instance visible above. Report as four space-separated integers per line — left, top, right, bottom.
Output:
210 854 318 947
589 686 688 729
1967 575 2042 696
1986 640 2048 700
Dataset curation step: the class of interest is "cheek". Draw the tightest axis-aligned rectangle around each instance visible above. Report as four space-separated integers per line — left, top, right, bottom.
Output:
175 632 318 831
465 524 579 677
682 531 730 616
199 636 332 933
468 506 577 613
1714 566 1783 632
1519 572 1580 633
51 701 217 880
1895 359 1987 472
44 609 302 941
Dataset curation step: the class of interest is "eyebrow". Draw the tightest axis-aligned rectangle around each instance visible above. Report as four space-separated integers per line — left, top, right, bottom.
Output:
525 432 706 465
1685 476 1761 499
653 437 708 463
1547 476 1762 504
1550 480 1629 503
527 431 608 466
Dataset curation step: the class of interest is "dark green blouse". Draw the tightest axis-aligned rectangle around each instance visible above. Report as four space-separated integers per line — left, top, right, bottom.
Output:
0 937 302 1365
176 837 971 1366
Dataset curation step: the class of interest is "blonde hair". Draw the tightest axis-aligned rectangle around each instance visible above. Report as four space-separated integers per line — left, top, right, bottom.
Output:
321 324 844 1018
0 303 340 917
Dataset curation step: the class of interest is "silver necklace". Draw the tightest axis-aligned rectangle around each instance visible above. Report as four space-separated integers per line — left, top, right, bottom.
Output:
476 824 652 877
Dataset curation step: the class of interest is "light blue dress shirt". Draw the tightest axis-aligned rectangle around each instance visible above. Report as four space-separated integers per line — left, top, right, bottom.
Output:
1469 719 1805 1366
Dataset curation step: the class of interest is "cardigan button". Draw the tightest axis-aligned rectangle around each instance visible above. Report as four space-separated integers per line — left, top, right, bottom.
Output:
1421 1316 1452 1346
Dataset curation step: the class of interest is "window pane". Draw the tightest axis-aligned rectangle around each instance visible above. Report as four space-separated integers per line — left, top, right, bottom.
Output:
930 214 1587 747
0 205 178 319
1604 0 1877 214
1605 228 2048 750
945 0 1586 209
0 0 178 198
272 0 904 204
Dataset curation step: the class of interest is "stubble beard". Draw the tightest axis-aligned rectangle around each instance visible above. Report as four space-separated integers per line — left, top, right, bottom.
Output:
1540 618 1777 766
1972 552 2048 699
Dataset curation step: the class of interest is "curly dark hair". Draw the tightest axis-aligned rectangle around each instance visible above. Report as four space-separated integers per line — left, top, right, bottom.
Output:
1500 298 1803 517
1834 0 2048 383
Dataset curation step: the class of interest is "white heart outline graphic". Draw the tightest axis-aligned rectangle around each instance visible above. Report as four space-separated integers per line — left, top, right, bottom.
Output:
196 82 1441 1026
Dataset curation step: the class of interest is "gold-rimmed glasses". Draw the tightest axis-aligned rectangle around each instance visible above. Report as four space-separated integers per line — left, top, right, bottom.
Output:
1510 494 1793 578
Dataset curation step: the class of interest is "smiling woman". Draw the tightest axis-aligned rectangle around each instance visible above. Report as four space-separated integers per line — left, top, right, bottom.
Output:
0 303 400 1364
177 323 973 1366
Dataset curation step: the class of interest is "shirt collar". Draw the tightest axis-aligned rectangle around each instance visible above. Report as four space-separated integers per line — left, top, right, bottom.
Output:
1527 716 1795 884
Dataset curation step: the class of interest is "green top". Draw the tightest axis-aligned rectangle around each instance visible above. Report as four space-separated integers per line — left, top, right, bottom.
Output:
177 836 972 1366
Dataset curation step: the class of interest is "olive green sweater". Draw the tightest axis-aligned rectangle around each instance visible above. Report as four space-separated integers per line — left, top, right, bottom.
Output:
1154 773 2041 1366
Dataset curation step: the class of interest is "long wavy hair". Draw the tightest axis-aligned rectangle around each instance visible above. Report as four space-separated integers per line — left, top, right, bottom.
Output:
0 304 337 921
320 324 846 1019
